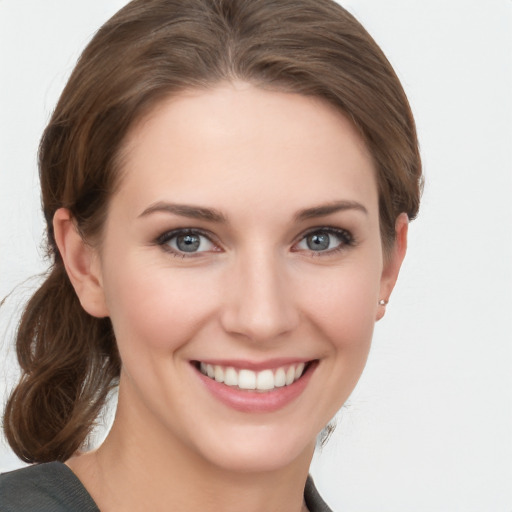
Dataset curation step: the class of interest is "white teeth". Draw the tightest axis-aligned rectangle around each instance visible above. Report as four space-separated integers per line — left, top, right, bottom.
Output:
256 369 274 390
199 362 308 391
274 367 286 387
238 369 256 390
214 366 224 383
285 366 295 385
295 362 305 380
224 367 237 386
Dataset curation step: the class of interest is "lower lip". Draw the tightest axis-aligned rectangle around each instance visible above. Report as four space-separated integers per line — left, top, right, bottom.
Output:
194 362 317 413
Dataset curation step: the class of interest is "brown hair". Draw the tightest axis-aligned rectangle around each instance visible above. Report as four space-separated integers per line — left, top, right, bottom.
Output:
3 0 422 463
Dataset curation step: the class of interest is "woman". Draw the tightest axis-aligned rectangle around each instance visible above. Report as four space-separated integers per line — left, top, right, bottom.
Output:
0 0 421 510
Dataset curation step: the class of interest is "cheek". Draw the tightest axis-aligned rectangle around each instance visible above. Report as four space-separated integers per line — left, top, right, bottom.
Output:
298 260 381 349
296 262 381 418
101 257 220 354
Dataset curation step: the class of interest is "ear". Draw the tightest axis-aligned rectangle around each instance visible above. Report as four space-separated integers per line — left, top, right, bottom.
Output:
53 208 109 318
376 213 408 321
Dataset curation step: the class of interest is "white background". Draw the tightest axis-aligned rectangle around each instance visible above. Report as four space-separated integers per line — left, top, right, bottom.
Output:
1 1 511 510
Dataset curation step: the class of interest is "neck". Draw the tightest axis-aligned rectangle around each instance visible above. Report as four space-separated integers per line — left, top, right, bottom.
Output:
68 385 314 512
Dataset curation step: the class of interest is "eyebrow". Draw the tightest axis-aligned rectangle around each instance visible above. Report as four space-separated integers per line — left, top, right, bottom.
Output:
138 202 227 223
139 199 367 223
294 200 368 221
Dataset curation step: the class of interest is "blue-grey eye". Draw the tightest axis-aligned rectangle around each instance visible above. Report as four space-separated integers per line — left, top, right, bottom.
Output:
176 234 200 252
296 229 352 252
306 232 330 251
162 231 215 253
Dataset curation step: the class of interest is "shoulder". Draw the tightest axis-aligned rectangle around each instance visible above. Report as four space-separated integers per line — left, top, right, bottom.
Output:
304 475 333 512
0 462 100 512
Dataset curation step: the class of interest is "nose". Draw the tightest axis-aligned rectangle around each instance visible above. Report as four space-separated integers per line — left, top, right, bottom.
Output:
220 249 300 343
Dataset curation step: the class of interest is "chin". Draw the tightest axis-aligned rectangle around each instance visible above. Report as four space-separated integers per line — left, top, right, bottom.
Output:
188 422 318 474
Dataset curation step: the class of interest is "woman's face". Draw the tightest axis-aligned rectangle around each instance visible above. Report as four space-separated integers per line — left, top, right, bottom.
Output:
87 82 405 473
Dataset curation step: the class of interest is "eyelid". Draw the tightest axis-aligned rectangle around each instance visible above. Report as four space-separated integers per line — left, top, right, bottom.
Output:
156 228 222 255
154 225 354 257
291 226 355 254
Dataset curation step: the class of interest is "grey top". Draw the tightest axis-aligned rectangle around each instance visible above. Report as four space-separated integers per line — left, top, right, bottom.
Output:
0 462 332 511
0 463 99 511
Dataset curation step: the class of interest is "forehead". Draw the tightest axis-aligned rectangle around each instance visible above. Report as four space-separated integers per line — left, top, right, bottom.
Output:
114 82 378 222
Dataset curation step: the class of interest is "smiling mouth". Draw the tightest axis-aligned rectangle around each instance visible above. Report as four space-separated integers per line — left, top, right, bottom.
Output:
194 361 313 392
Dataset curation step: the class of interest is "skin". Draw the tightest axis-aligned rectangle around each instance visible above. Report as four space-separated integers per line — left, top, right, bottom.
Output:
54 82 407 512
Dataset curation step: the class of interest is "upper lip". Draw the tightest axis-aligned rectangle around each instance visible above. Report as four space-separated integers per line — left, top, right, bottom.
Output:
192 358 315 372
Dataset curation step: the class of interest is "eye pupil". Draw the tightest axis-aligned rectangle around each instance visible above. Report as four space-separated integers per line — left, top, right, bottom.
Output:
177 234 200 252
307 232 330 251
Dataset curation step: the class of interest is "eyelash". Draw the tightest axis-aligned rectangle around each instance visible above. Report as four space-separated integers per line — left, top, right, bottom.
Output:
155 226 355 257
156 228 219 257
292 227 355 256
